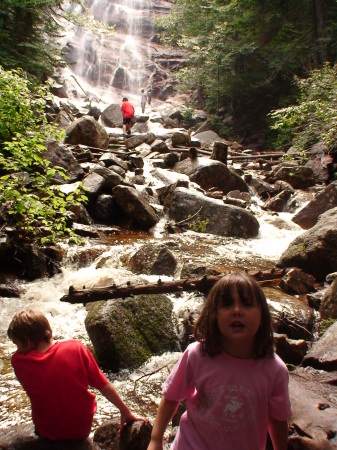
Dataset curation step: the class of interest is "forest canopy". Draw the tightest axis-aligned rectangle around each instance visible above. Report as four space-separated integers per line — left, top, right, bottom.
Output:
158 0 337 143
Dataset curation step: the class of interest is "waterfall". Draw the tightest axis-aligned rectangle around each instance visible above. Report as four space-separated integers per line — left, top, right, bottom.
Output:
65 0 155 103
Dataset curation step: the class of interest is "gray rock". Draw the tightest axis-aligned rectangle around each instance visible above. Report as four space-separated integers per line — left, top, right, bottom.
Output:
64 116 109 149
302 320 337 370
128 243 177 276
168 187 259 238
277 207 337 281
112 185 158 230
292 181 337 229
85 295 179 371
173 157 249 194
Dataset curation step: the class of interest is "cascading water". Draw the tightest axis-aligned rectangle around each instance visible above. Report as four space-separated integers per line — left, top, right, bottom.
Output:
0 156 304 445
64 0 155 105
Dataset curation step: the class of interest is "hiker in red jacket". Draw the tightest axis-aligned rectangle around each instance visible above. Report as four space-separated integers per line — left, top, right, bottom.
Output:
121 97 135 136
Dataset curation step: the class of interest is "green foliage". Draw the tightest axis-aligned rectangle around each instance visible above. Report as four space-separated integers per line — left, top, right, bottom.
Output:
0 66 87 243
207 114 231 138
157 0 337 134
319 318 336 337
188 217 209 233
0 0 114 81
181 107 195 121
270 63 337 152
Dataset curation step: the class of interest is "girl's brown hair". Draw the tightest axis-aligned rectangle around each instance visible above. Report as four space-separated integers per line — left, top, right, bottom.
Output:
194 271 274 359
7 309 52 346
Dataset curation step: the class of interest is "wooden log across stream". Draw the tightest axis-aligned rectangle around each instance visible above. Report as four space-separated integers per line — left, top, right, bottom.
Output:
60 268 285 304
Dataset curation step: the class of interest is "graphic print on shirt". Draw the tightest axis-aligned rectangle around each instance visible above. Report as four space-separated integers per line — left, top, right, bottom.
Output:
195 383 257 432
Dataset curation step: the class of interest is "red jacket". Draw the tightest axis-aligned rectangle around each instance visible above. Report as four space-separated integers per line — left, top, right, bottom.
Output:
121 101 135 119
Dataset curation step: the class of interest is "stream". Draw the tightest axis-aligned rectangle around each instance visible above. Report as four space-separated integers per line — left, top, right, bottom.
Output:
0 157 304 444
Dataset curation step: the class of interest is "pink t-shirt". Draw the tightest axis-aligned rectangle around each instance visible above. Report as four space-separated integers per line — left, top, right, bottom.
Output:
163 341 292 450
11 339 108 440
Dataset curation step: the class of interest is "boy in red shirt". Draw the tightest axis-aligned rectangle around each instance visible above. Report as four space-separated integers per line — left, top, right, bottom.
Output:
7 309 146 442
120 97 135 135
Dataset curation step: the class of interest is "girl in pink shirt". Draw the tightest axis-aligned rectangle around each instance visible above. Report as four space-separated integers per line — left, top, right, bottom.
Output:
148 271 292 450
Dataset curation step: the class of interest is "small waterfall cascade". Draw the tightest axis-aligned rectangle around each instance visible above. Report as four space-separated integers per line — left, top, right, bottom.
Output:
65 0 156 101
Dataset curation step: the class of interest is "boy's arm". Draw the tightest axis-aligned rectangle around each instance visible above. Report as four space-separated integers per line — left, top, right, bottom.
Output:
268 417 289 450
147 395 180 450
100 381 147 431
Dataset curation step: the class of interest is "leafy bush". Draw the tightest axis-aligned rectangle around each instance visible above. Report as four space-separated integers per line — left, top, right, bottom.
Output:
0 66 87 243
269 63 337 153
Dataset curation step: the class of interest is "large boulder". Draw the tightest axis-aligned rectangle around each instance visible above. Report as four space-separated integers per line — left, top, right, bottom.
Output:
100 103 124 128
173 157 249 194
64 116 109 149
112 185 158 230
288 367 337 450
168 187 259 238
266 162 316 189
43 140 84 183
85 295 179 372
292 181 337 229
302 320 337 370
277 207 337 281
128 243 178 276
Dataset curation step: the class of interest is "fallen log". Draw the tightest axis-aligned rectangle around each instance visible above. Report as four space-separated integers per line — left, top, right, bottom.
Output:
60 268 285 304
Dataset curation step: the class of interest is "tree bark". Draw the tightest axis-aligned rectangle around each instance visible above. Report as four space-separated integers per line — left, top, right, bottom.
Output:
60 268 285 304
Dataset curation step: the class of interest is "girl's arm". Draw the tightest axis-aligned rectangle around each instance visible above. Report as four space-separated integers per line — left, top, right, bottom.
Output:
268 417 289 450
100 382 147 431
147 395 180 450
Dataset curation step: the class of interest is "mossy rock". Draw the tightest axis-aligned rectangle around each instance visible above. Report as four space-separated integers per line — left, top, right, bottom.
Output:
85 295 179 372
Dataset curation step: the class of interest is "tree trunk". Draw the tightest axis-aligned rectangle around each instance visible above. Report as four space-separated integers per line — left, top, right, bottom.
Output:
60 268 285 304
313 0 327 63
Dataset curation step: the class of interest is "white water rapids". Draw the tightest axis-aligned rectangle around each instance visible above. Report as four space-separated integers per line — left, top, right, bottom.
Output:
0 157 305 444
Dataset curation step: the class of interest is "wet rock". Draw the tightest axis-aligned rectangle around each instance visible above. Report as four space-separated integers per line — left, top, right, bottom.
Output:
264 287 314 340
99 153 128 172
112 185 159 230
150 139 169 153
85 294 179 371
43 140 84 183
128 243 177 276
0 284 20 297
264 189 292 212
280 268 316 295
171 130 191 147
292 181 337 229
82 172 106 204
64 116 109 149
302 320 337 370
95 194 119 223
174 157 249 194
192 130 223 145
266 162 316 189
245 175 275 200
93 419 152 450
92 166 132 190
126 135 148 150
168 187 259 238
320 277 337 320
100 104 123 128
288 367 337 449
277 207 337 281
305 142 334 184
274 333 308 366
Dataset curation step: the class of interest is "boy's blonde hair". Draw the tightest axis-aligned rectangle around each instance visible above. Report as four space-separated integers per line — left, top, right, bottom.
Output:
7 309 52 345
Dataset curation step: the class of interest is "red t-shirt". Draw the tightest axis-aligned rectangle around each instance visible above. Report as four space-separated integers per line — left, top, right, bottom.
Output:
11 339 108 440
121 101 134 118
